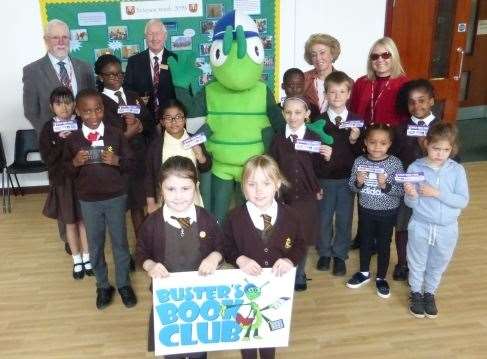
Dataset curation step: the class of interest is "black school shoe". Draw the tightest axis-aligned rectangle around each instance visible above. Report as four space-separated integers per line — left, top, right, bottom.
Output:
316 256 331 271
72 264 84 280
423 292 438 318
346 272 370 288
332 258 346 276
409 291 425 318
376 278 391 298
393 264 409 281
119 286 137 308
83 261 95 276
96 285 115 310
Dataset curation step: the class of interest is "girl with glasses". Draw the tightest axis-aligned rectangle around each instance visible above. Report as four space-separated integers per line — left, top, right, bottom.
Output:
145 99 212 214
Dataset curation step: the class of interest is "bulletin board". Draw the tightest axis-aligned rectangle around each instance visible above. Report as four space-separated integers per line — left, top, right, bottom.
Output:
39 0 280 95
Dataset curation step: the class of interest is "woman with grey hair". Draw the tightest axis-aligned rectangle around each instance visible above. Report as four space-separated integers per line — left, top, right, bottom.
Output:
303 33 341 115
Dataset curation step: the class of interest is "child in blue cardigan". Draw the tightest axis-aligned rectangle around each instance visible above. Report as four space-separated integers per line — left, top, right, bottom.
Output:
404 123 469 319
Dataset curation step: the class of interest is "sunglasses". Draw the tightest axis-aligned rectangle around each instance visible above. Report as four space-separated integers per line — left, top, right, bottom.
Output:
370 52 392 61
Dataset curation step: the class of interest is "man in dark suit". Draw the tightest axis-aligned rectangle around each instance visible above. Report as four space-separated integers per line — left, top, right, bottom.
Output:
22 19 96 135
124 19 176 120
22 19 95 252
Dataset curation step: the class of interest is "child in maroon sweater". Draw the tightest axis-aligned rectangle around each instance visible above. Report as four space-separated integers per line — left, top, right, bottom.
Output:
224 155 304 359
64 89 136 310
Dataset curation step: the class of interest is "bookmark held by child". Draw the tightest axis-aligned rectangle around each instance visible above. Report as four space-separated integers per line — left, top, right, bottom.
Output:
182 133 207 150
52 117 78 133
294 139 321 153
407 125 428 137
339 120 364 129
357 165 385 174
117 105 141 115
394 172 426 183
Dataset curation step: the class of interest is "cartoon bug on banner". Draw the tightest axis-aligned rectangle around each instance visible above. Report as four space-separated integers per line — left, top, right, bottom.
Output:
152 268 296 356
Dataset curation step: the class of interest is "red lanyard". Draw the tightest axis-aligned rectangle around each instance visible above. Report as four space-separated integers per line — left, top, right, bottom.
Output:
370 79 390 122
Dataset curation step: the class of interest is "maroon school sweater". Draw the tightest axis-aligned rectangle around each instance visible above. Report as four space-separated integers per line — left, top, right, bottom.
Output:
64 123 135 201
223 203 305 268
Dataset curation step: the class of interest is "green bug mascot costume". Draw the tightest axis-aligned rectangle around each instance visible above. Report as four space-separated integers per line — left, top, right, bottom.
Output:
168 10 285 222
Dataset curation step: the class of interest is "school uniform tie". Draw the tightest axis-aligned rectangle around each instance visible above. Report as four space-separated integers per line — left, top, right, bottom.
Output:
261 214 273 233
153 56 160 115
289 134 298 144
417 120 426 126
171 216 191 229
87 131 99 142
334 116 342 128
171 216 191 236
114 90 126 106
58 61 71 89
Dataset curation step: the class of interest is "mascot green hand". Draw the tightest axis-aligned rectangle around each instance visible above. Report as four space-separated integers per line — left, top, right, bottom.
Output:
168 10 285 222
306 119 334 145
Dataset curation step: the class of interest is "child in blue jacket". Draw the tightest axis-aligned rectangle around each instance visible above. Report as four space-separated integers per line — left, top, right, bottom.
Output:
404 123 469 319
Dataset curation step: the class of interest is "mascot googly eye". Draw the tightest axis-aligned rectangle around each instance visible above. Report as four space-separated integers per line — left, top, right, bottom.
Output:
246 37 264 65
210 40 227 67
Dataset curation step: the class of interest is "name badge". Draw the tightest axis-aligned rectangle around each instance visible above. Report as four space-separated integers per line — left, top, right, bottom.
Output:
86 146 105 164
357 165 385 174
91 140 104 147
407 125 428 137
182 133 207 150
52 120 78 133
117 105 141 115
394 172 425 183
294 139 321 153
339 120 364 129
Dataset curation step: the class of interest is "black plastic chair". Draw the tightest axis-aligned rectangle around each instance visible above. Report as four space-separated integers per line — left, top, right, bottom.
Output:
0 133 11 212
7 129 47 196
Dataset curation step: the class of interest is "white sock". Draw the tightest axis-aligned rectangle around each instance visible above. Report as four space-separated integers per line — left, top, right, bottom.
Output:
72 254 83 272
360 271 370 277
82 253 92 269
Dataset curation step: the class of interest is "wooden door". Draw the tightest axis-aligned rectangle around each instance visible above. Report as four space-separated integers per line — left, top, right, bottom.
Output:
461 0 487 109
385 0 471 122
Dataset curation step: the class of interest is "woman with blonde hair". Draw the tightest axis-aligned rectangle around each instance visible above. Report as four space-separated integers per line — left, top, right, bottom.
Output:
303 33 341 116
350 37 408 126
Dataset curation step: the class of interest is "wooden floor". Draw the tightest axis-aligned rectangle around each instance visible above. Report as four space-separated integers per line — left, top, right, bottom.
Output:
1 162 487 359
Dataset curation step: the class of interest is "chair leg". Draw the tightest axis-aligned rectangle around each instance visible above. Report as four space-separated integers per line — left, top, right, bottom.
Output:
13 174 23 196
1 171 5 214
7 173 17 196
5 170 11 212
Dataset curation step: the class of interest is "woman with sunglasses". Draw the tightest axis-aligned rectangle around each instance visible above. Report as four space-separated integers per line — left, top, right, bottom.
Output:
350 37 409 126
145 98 212 214
95 54 155 263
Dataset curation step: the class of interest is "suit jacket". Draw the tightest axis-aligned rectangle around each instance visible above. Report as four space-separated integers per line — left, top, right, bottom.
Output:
22 54 95 135
124 48 176 118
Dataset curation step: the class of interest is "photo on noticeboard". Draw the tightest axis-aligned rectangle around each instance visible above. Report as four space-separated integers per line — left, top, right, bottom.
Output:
108 25 128 41
206 3 224 18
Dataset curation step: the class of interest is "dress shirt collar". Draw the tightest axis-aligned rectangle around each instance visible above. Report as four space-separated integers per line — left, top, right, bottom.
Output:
411 113 435 126
246 200 278 231
285 123 306 140
82 121 105 139
327 108 348 126
163 203 197 228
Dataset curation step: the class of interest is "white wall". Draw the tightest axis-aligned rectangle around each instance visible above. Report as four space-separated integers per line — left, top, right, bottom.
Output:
1 0 49 186
278 0 387 99
0 0 386 187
